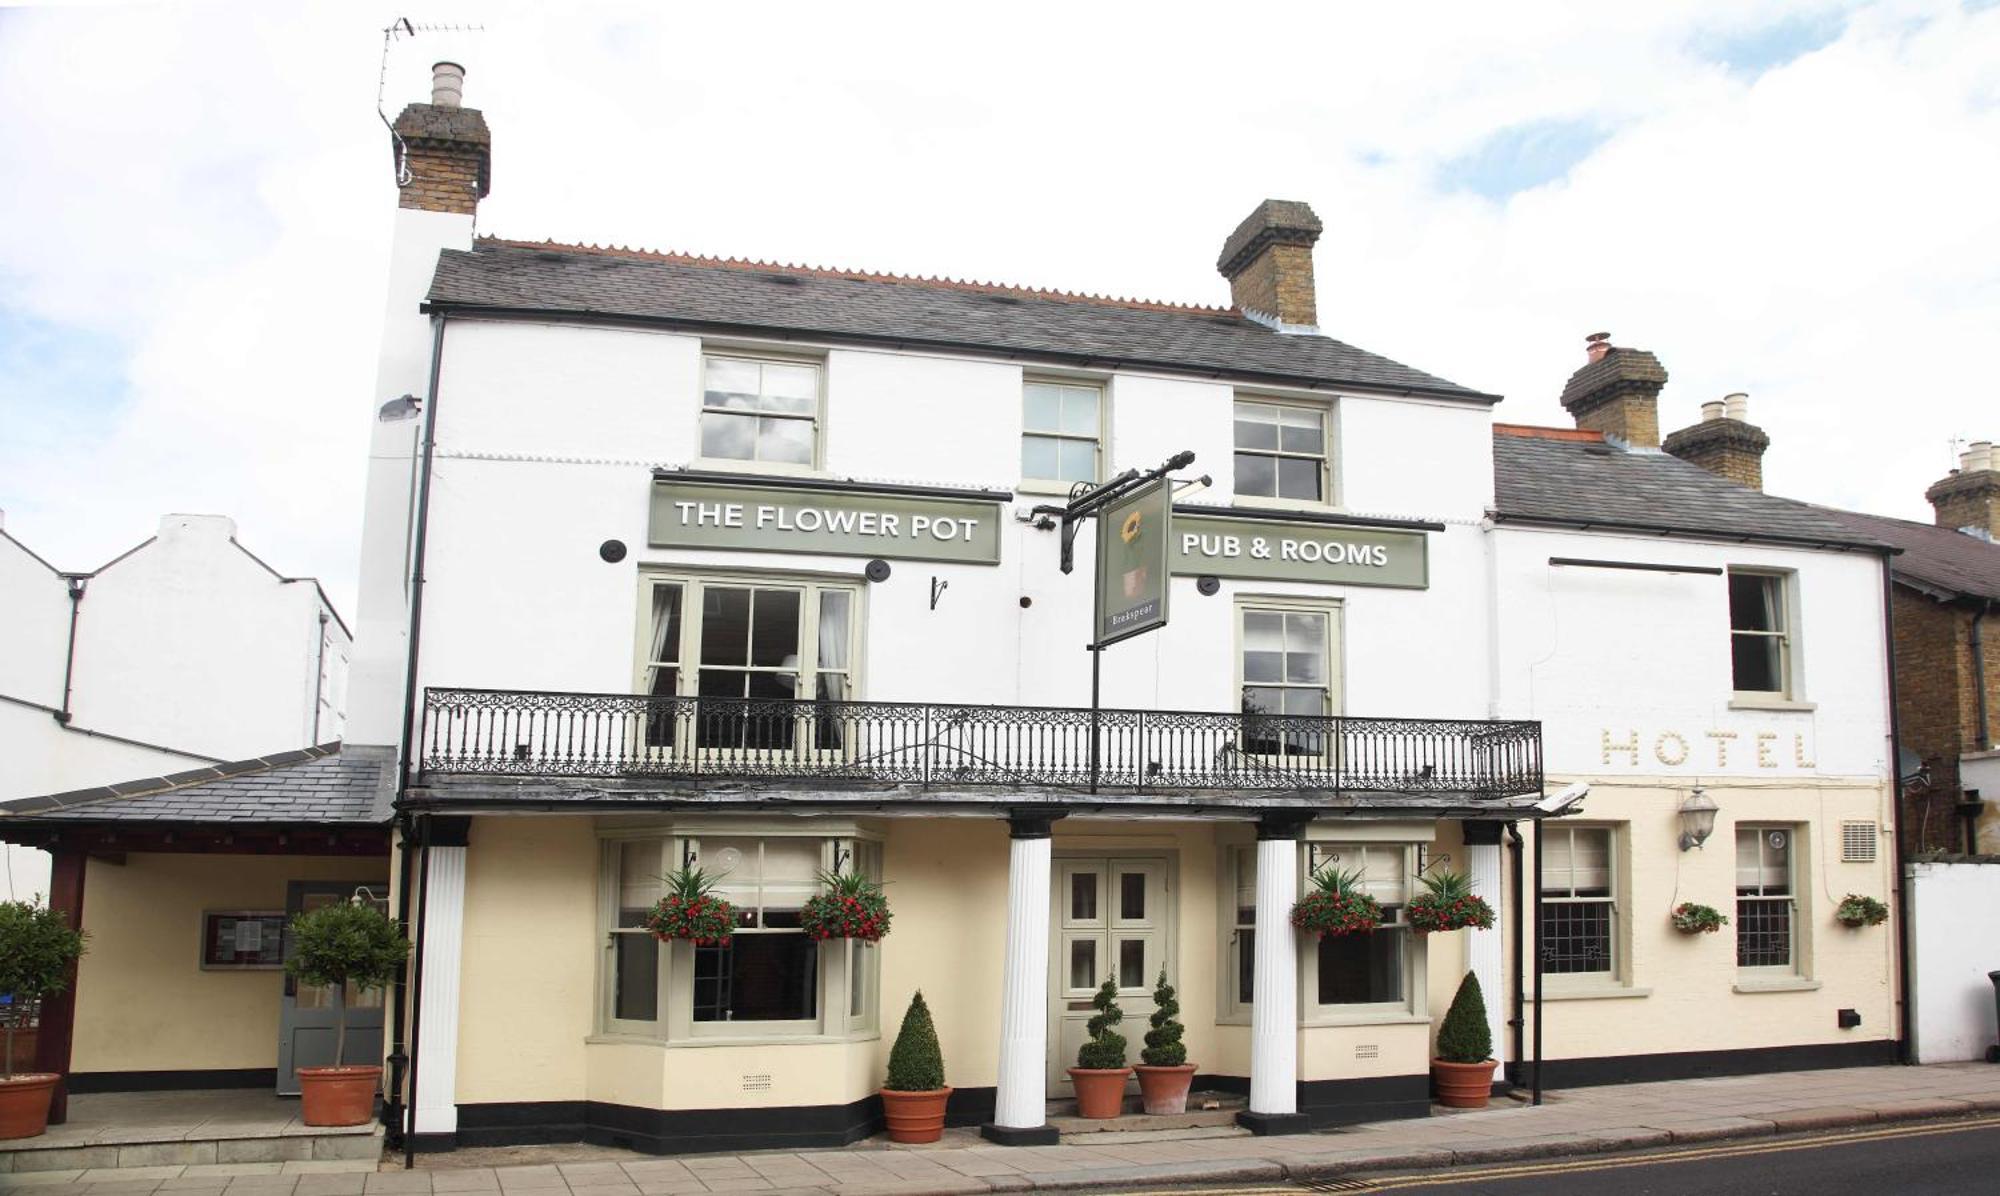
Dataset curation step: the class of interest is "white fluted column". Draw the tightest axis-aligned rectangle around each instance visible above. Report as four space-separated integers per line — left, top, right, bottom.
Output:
411 820 469 1139
1242 819 1308 1134
1465 836 1506 1060
983 814 1058 1144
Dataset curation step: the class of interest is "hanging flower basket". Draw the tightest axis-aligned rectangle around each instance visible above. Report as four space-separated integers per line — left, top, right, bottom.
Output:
1670 902 1728 934
645 867 735 945
1291 865 1381 938
1835 894 1889 928
801 868 892 942
1408 869 1496 934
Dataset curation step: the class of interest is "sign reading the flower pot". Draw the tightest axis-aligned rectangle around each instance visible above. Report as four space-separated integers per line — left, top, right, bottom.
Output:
1094 476 1173 647
1170 511 1428 589
650 477 1003 565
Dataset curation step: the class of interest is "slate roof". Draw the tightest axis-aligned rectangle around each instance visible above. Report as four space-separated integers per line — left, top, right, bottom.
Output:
0 743 391 825
1810 507 2000 601
1491 426 1891 551
423 240 1497 402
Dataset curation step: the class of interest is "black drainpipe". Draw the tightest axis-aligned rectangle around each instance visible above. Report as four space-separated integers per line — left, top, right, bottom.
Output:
1973 599 1993 752
1531 817 1545 1104
55 575 87 724
402 814 435 1169
1881 554 1914 1064
311 610 330 744
389 313 447 1161
1505 822 1525 1089
381 812 417 1149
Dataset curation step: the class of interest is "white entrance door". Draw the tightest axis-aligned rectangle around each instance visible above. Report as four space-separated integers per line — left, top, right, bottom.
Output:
1049 858 1168 1093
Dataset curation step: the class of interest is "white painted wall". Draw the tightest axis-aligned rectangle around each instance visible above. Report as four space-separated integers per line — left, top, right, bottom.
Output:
0 514 351 901
1907 861 2000 1062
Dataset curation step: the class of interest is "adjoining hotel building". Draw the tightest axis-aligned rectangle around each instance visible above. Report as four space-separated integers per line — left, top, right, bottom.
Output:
1 64 1901 1154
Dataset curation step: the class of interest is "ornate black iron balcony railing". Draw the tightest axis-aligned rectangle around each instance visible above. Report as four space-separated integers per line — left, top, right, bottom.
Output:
420 687 1543 799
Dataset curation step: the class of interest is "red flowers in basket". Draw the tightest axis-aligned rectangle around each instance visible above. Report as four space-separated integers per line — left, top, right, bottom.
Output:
801 867 893 942
644 866 736 945
1291 865 1382 937
1408 869 1497 934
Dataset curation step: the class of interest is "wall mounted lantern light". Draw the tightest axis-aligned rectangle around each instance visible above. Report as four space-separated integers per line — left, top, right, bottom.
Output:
1677 788 1719 851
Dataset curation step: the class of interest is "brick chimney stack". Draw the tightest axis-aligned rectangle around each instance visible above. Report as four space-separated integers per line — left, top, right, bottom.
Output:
1663 391 1772 490
1927 440 2000 540
1558 333 1667 449
1217 200 1323 328
389 61 491 215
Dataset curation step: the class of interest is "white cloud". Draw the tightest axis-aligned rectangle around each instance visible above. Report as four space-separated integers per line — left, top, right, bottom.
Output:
0 0 1995 620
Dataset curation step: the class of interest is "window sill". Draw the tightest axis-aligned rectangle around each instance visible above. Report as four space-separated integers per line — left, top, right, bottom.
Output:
1229 495 1341 516
587 1032 881 1049
1728 696 1816 713
1732 977 1822 994
1526 986 1652 1002
1017 478 1092 497
689 458 828 479
1301 1011 1431 1028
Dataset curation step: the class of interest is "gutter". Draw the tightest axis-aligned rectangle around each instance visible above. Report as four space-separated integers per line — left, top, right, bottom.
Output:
396 314 447 799
1882 554 1914 1064
1490 511 1894 556
418 301 1506 407
0 692 223 766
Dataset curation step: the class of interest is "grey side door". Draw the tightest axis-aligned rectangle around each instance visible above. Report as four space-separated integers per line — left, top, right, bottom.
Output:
277 879 391 1095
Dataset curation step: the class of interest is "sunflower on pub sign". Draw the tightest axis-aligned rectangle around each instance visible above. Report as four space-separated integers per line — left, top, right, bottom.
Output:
1119 508 1149 599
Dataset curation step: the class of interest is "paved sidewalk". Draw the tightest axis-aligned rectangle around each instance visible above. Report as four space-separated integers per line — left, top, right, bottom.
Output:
5 1063 2000 1196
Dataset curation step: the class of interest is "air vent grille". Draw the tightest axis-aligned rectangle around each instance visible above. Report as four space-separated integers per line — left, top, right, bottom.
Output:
1842 821 1878 863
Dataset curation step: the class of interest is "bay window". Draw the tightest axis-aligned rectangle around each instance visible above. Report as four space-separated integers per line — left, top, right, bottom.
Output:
1307 842 1412 1013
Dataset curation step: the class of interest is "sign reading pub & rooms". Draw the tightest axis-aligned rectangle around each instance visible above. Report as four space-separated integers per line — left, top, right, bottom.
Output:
1170 511 1428 589
649 476 1003 565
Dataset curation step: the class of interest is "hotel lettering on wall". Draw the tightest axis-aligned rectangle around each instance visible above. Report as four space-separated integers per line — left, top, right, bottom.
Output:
1600 727 1818 770
1171 511 1429 589
649 477 1003 565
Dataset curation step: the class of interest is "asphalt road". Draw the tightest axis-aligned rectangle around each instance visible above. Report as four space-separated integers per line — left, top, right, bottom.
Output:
1140 1116 2000 1196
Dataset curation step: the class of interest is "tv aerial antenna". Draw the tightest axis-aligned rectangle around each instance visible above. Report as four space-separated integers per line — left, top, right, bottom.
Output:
376 17 487 188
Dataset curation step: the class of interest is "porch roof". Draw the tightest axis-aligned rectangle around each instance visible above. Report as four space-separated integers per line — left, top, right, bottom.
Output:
0 743 394 843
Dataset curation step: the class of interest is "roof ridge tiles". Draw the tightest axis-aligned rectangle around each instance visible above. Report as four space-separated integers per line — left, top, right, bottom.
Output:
473 236 1237 316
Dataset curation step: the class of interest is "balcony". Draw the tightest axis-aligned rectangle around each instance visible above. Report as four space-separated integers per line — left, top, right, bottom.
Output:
420 688 1543 800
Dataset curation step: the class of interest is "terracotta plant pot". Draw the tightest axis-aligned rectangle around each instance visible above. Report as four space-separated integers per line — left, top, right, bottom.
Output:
880 1086 951 1144
1068 1067 1132 1119
0 1074 59 1140
1133 1064 1197 1115
1431 1058 1498 1109
297 1065 382 1127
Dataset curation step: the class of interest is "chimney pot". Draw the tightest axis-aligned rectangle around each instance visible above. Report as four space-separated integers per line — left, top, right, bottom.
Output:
1701 400 1725 422
1972 440 1995 473
1585 332 1612 363
1559 337 1666 448
1724 392 1749 422
1216 200 1323 327
431 61 465 108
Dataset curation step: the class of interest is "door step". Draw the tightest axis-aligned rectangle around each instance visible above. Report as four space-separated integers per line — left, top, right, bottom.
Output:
1048 1091 1248 1139
1058 1123 1252 1145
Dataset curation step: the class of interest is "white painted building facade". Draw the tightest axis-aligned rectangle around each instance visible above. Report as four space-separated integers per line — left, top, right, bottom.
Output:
0 512 350 899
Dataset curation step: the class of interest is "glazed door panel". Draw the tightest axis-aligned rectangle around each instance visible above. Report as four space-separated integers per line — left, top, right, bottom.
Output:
1049 859 1167 1094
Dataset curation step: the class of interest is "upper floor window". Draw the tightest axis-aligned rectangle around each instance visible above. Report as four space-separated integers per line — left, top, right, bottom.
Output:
1238 601 1337 756
1021 381 1102 486
1234 399 1328 502
1728 570 1793 696
701 355 821 467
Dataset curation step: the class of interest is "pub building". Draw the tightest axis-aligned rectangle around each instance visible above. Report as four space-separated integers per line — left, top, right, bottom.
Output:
1 63 1899 1156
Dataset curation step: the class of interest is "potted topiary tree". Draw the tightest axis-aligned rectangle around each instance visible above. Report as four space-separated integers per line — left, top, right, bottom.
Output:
1431 972 1497 1109
1134 969 1195 1115
0 899 86 1139
880 991 950 1143
1068 977 1131 1119
286 901 411 1127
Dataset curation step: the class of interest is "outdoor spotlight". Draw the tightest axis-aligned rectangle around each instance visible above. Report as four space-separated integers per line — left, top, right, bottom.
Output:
377 394 423 421
1677 788 1719 851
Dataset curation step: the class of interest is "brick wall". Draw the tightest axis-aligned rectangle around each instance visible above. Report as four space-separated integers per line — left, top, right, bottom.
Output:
399 147 484 215
1893 586 2000 852
1227 243 1318 326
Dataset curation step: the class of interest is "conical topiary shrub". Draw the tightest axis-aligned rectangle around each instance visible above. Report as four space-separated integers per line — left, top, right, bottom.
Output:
1140 970 1185 1066
1431 972 1497 1109
880 991 950 1143
1135 968 1196 1115
884 990 945 1091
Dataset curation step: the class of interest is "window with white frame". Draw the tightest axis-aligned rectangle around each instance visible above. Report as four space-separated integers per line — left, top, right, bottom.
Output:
700 355 821 467
602 832 880 1039
1728 570 1793 696
1234 400 1329 502
1539 826 1615 978
640 575 859 752
1736 826 1797 971
1308 842 1411 1010
1226 844 1258 1016
1239 602 1337 756
1021 381 1102 486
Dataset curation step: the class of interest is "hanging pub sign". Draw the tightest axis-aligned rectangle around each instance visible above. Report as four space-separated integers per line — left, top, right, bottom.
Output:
1169 510 1428 589
1093 476 1174 647
649 476 1004 565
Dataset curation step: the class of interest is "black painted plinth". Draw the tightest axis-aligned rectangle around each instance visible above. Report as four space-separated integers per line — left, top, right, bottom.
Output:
979 1121 1060 1146
1237 1109 1312 1135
